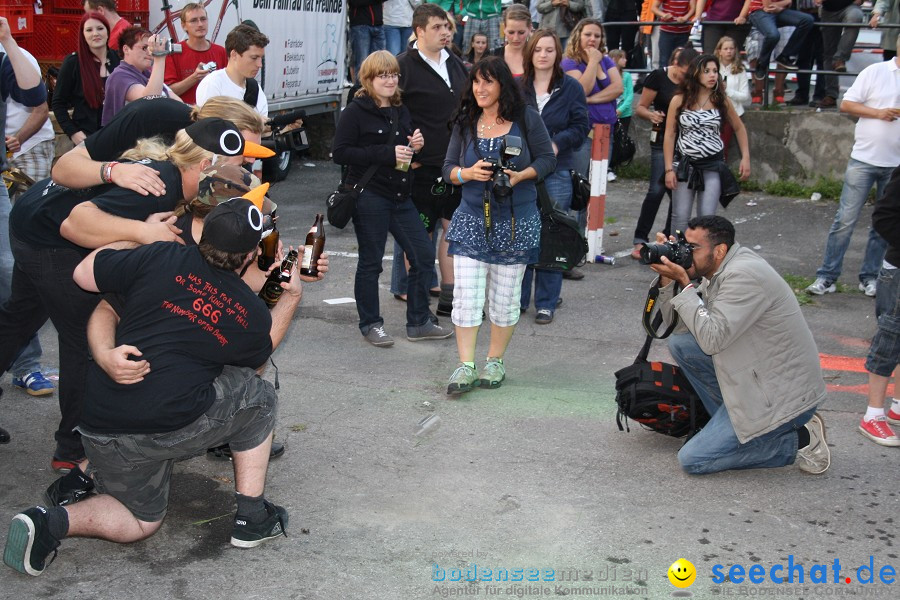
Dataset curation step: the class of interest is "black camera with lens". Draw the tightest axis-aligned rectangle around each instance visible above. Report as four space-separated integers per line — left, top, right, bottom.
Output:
639 231 693 269
262 109 310 154
482 135 522 199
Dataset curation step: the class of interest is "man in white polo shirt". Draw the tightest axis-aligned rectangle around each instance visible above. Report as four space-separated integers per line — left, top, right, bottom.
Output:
806 36 900 298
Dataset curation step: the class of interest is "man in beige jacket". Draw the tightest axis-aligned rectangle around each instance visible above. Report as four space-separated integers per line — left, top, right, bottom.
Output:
649 215 830 475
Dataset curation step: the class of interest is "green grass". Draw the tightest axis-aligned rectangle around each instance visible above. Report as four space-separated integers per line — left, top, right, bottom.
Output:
738 176 846 201
615 160 651 180
605 216 618 225
782 274 859 306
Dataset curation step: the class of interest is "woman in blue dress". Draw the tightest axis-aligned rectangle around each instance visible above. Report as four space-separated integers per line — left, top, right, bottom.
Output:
442 57 557 395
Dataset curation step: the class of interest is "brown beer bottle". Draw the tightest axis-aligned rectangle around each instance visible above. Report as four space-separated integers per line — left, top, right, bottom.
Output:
258 226 280 271
259 249 298 308
299 213 325 277
650 120 662 144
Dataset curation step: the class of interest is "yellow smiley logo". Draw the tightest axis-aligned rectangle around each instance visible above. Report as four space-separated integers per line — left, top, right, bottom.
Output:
668 558 697 588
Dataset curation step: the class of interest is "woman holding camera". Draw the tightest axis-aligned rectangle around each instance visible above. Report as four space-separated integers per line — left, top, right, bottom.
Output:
102 26 181 125
443 56 556 395
664 54 750 234
332 50 452 348
518 29 589 325
53 12 121 146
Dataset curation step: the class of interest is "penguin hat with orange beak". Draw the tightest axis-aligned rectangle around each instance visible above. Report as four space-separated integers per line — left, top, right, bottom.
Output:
184 117 275 162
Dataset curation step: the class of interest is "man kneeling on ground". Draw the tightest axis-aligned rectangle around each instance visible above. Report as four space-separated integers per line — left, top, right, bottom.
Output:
4 197 298 576
647 215 831 475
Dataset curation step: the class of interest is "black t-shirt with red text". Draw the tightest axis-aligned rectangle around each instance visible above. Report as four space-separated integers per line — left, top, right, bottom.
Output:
82 242 273 433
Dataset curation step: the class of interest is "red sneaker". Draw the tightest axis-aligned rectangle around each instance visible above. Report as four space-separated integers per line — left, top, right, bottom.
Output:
886 406 900 425
50 457 83 474
858 417 900 447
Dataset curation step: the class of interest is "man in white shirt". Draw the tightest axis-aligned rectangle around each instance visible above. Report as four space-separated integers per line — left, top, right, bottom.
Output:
195 24 268 117
2 46 55 398
805 38 900 298
6 48 54 201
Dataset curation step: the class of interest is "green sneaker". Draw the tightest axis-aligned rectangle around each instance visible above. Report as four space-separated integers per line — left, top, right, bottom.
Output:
478 358 505 389
447 364 478 396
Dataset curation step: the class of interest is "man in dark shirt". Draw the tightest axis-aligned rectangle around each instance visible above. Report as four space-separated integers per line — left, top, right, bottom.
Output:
4 198 300 577
817 0 865 108
395 3 469 315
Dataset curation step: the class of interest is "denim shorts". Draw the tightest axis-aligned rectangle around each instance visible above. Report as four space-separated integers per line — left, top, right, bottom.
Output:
80 366 277 522
866 267 900 377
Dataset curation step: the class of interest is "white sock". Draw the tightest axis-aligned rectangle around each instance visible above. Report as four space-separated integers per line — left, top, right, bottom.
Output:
864 407 885 422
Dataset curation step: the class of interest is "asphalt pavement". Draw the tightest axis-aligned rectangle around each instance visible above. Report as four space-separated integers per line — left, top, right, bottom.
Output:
1 160 897 599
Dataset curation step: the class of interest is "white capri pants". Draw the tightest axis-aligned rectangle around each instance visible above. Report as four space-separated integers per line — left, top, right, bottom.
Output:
452 256 527 328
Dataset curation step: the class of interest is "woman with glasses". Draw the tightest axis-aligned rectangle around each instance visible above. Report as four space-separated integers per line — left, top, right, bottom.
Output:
518 29 588 325
442 56 556 395
332 51 453 348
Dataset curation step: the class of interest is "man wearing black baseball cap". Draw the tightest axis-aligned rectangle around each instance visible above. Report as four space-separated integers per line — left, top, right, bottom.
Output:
3 198 301 577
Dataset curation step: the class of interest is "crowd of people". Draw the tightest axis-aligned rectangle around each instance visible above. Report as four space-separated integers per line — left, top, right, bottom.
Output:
0 0 898 580
335 2 899 472
0 0 319 577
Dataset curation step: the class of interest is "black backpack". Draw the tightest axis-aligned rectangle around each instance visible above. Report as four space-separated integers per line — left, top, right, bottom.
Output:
613 296 709 439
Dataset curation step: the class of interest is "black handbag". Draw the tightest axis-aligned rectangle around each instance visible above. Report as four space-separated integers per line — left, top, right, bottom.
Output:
532 179 587 271
328 109 400 229
326 165 378 229
569 169 590 212
611 120 636 169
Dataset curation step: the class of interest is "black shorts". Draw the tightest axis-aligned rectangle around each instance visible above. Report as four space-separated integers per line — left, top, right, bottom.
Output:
411 165 461 233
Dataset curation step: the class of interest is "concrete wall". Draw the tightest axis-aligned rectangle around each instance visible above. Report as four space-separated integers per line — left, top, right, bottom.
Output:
629 110 857 183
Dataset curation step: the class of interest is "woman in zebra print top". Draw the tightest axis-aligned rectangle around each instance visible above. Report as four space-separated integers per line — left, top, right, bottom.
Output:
663 54 751 234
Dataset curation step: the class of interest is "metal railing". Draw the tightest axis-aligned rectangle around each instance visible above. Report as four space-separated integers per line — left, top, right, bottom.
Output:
600 19 899 108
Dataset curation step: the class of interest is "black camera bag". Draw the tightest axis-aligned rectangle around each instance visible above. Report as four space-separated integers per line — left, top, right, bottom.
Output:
533 180 587 271
614 297 709 439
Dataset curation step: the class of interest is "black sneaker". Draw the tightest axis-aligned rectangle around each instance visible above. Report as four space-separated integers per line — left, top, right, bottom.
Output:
776 54 798 71
43 468 94 507
230 500 288 548
3 506 60 576
787 95 809 106
0 425 9 444
207 441 285 461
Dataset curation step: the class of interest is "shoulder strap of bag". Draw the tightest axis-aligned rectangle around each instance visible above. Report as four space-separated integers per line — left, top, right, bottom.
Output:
535 178 556 215
243 77 260 108
354 108 402 191
641 284 680 341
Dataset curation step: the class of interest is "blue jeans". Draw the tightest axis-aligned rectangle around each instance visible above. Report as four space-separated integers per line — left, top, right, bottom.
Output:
748 9 814 68
657 31 690 70
521 170 572 312
353 190 434 332
633 145 672 245
390 237 440 296
384 25 412 56
815 158 891 284
668 333 817 474
350 25 386 78
867 267 900 376
0 184 43 377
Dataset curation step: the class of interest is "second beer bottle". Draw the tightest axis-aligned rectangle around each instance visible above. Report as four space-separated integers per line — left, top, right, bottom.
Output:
259 249 298 308
299 213 325 277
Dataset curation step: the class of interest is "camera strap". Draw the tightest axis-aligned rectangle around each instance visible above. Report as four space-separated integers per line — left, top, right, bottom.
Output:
473 137 515 244
642 284 680 339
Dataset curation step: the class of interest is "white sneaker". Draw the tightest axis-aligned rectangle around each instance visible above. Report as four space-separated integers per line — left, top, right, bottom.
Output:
606 171 617 182
858 280 876 297
796 413 830 474
805 277 836 295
